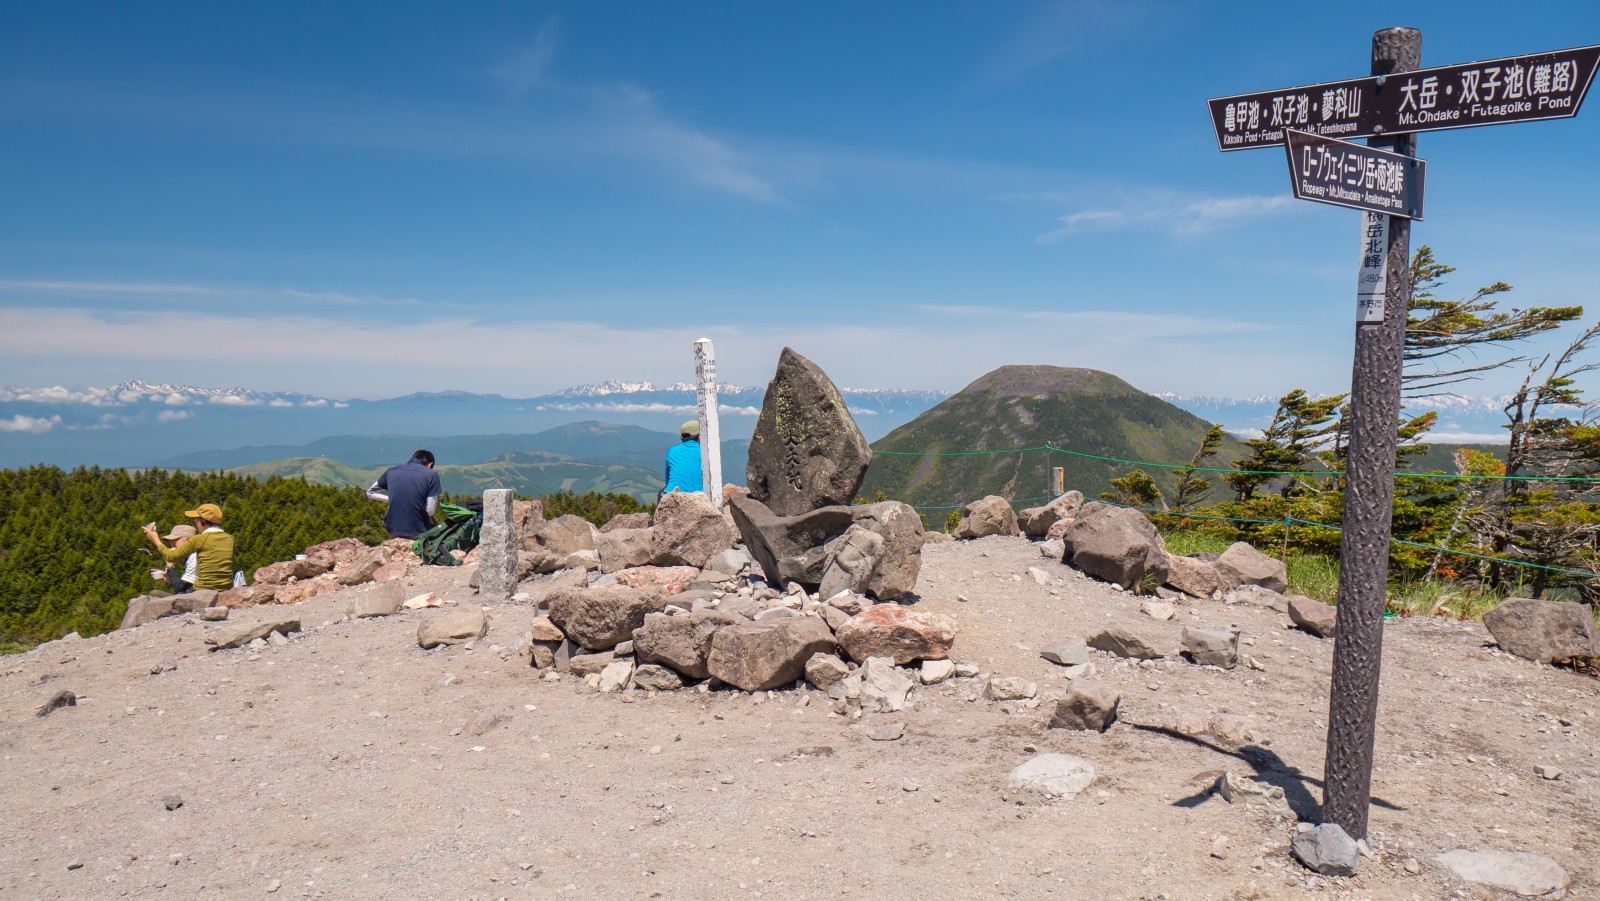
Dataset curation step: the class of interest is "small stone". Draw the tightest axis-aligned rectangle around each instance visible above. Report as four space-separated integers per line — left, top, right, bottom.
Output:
983 676 1037 701
1049 678 1119 732
1140 601 1176 622
919 659 955 685
1087 628 1164 660
598 659 635 693
164 794 183 811
66 858 83 871
267 878 281 893
902 779 920 792
1291 824 1359 877
1210 835 1230 860
1534 764 1562 780
1181 626 1239 669
868 723 905 741
1040 639 1090 667
1005 754 1095 800
200 606 229 621
1027 567 1049 586
36 689 77 717
1437 849 1570 897
804 652 851 690
1403 858 1422 875
953 662 980 678
150 657 177 675
1216 772 1287 809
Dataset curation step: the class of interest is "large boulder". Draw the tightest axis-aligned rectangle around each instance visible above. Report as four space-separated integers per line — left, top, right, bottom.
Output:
650 490 735 568
600 512 650 533
1049 678 1120 732
953 495 1019 539
707 616 838 691
745 347 872 516
632 609 744 680
336 546 391 586
1061 503 1168 589
596 528 654 574
1163 552 1221 599
835 604 956 665
1087 627 1165 659
1212 542 1288 593
1483 598 1600 664
729 496 922 600
253 555 335 586
547 586 670 651
1018 491 1085 538
816 525 885 600
526 515 599 557
1287 595 1338 638
1181 626 1239 668
208 616 301 650
121 595 175 629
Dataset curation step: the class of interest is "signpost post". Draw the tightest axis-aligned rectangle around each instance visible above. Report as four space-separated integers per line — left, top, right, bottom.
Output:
1208 31 1594 840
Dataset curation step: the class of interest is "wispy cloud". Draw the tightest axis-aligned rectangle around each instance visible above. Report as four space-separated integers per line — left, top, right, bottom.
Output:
977 1 1162 85
0 279 215 295
156 410 193 422
0 414 63 433
489 19 560 94
1034 194 1300 241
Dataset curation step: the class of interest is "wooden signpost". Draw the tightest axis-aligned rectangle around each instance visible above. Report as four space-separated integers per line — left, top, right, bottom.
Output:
1209 30 1595 839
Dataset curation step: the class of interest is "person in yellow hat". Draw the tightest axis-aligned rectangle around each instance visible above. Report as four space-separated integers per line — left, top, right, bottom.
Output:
143 503 236 591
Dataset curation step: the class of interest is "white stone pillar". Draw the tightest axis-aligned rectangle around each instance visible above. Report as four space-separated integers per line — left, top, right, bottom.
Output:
479 488 517 601
694 338 723 506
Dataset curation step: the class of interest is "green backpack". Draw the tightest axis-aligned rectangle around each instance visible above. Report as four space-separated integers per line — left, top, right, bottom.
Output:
411 503 483 566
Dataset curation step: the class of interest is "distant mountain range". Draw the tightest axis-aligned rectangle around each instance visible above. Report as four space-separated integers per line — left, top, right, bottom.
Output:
0 379 946 469
1 376 1530 473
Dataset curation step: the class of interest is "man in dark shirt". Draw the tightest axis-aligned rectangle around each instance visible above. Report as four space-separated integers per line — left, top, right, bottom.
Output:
368 449 442 538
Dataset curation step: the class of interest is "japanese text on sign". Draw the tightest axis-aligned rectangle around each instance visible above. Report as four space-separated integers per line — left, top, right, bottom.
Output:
1355 211 1390 323
1283 130 1424 219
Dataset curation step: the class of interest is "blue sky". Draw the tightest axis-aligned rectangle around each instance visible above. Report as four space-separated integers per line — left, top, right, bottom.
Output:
2 1 1598 400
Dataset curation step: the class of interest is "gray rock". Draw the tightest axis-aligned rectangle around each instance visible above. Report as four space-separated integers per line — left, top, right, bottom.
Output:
704 546 753 577
547 587 670 651
163 794 183 811
597 527 655 574
633 609 743 680
953 495 1019 539
36 689 76 717
817 525 886 601
1213 541 1288 593
983 676 1037 701
1005 754 1095 800
630 663 685 691
521 568 589 609
415 609 487 650
528 514 600 557
819 605 851 632
350 581 405 619
745 347 873 516
706 616 838 692
1287 595 1338 638
597 659 634 692
1483 598 1600 664
728 496 923 601
599 511 650 533
209 617 302 651
867 722 905 741
1050 678 1119 732
120 595 176 630
1215 771 1286 809
569 651 616 676
1017 491 1084 538
1061 503 1168 590
651 490 736 568
1039 538 1066 559
150 657 177 674
919 659 955 684
1140 600 1176 621
1182 626 1239 669
1436 849 1570 897
1164 552 1221 598
1224 584 1290 613
1087 627 1165 660
858 656 913 712
1040 639 1090 667
200 606 229 621
1292 824 1359 877
803 652 850 690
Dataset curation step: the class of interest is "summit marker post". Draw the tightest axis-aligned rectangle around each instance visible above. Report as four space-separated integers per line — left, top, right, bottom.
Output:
1208 30 1596 839
694 338 723 507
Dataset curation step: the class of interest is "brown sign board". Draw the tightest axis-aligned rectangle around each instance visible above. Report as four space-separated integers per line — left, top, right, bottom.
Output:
1210 44 1600 151
1284 130 1425 219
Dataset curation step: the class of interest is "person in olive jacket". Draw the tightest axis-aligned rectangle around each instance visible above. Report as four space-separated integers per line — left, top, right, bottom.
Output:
143 502 236 591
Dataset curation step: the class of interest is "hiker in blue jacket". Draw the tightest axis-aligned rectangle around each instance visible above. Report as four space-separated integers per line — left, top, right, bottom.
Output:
662 420 704 496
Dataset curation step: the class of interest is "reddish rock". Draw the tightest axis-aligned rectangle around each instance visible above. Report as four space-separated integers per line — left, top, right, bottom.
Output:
834 604 956 665
217 584 276 607
337 547 391 586
613 566 701 589
372 561 408 583
272 580 339 605
511 499 546 541
529 615 565 642
1287 595 1338 638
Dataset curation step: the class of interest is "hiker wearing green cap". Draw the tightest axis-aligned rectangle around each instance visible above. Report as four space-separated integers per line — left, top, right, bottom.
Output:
662 419 704 496
143 502 236 591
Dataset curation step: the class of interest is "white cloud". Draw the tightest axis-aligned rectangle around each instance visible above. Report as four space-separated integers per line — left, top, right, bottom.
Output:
156 410 193 422
1035 194 1300 241
209 394 263 407
269 399 294 408
0 304 1328 400
0 279 213 296
489 20 560 94
0 385 118 405
0 413 62 433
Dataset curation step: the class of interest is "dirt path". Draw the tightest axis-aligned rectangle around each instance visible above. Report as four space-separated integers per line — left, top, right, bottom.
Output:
2 535 1594 900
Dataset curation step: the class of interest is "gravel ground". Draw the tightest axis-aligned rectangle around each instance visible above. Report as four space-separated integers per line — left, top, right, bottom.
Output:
2 535 1594 900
